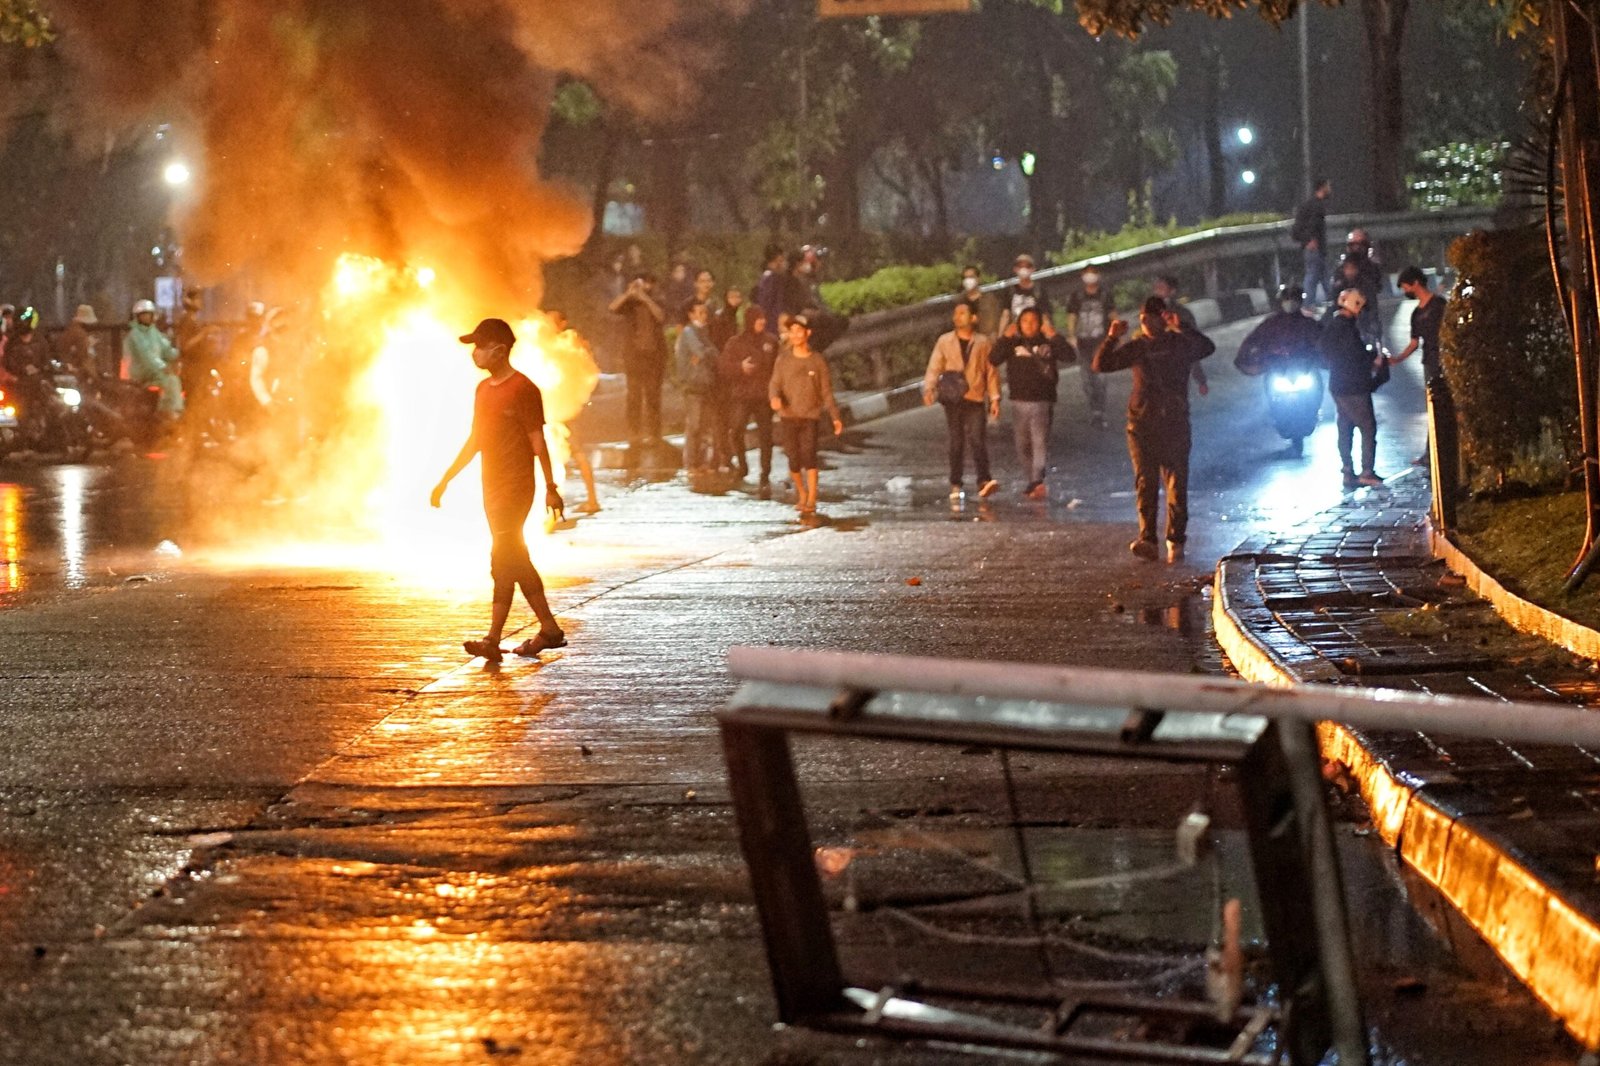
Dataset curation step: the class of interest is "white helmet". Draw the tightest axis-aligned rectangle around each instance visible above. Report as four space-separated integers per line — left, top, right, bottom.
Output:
131 299 157 316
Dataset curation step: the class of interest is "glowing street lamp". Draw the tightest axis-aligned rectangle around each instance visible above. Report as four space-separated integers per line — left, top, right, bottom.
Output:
163 160 192 187
1241 169 1258 186
1237 126 1255 147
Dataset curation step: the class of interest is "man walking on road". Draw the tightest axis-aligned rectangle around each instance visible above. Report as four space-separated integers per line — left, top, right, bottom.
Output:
997 254 1055 337
1320 288 1387 490
924 302 1000 500
1292 178 1332 307
990 306 1072 499
1094 297 1215 564
1066 268 1114 428
431 318 566 664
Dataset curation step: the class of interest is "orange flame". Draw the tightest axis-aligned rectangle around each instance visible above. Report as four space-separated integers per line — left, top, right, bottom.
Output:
205 255 599 586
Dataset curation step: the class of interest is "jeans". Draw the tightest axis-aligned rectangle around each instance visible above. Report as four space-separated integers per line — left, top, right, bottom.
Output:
683 393 714 470
624 360 663 442
1011 400 1053 485
1333 392 1377 475
727 397 775 479
1076 338 1107 417
1303 246 1327 305
1127 419 1191 545
944 400 990 485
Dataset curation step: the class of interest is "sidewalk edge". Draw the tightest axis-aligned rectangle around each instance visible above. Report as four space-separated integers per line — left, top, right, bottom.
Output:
1213 553 1600 1047
1431 525 1600 662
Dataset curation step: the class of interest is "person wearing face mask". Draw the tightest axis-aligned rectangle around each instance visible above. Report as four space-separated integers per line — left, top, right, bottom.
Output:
431 318 567 664
1235 285 1326 455
956 264 1000 337
997 254 1055 338
1066 267 1115 428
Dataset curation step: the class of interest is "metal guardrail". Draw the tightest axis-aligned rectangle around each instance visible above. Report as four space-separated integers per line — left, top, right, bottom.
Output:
829 206 1509 358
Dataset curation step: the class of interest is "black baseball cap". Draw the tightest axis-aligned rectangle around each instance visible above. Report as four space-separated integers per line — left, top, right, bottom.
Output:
459 318 516 348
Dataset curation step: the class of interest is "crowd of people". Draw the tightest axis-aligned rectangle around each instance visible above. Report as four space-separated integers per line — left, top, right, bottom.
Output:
0 290 296 454
605 241 848 509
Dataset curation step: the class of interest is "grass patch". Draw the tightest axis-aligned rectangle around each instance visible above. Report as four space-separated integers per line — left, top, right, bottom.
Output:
1453 490 1600 632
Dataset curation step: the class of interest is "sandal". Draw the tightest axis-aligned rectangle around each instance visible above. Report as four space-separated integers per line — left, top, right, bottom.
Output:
513 630 567 657
463 638 504 663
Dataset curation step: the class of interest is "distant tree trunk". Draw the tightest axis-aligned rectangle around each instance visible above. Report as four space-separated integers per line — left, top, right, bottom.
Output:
1555 0 1600 586
1200 37 1227 218
1360 0 1410 211
712 163 750 232
582 121 622 258
648 134 691 256
919 155 951 248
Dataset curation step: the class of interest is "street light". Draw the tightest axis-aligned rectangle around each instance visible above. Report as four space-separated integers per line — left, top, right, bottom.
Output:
1237 126 1255 146
1241 169 1258 185
163 160 192 187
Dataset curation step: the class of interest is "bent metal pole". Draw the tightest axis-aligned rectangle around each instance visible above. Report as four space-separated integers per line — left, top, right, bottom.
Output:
727 646 1600 750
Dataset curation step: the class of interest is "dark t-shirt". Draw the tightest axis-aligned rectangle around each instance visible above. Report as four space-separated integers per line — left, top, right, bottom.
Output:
1066 289 1115 340
1411 295 1446 382
474 371 545 504
1007 284 1055 328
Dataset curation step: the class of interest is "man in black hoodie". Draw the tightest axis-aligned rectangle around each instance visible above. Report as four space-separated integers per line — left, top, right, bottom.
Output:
990 306 1074 498
1320 287 1386 490
1094 297 1215 564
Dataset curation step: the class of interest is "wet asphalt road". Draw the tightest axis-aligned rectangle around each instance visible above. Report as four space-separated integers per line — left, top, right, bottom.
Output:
0 310 1582 1064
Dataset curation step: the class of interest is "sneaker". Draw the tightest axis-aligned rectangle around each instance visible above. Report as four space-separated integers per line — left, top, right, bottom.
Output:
464 638 504 663
949 484 964 500
1166 541 1185 564
1024 481 1047 500
978 479 999 498
1358 472 1385 487
513 630 566 657
758 479 772 501
1129 539 1159 561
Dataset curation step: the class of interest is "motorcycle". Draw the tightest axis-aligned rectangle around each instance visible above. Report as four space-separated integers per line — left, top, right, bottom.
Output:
0 383 18 462
1263 354 1324 456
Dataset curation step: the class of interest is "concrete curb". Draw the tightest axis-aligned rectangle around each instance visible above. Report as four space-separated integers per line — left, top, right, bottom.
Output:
1431 526 1600 662
1213 553 1600 1046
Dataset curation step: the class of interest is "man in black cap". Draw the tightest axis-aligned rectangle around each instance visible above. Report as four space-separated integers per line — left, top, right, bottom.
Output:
1094 296 1215 564
430 318 567 663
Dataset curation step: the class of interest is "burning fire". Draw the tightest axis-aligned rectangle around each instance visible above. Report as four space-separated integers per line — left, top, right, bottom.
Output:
204 254 599 586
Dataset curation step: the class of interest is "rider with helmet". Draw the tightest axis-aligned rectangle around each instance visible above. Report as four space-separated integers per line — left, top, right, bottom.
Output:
1236 286 1324 376
123 299 183 418
3 308 59 440
1235 286 1328 456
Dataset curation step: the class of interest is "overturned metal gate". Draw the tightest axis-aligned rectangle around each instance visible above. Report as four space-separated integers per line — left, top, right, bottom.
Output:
719 647 1378 1065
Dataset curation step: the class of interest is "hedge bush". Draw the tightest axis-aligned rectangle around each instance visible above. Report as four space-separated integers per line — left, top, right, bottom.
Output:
819 262 972 317
1442 225 1579 491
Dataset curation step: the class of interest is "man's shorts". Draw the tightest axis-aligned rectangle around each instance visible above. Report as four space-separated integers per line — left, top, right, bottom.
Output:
780 417 820 472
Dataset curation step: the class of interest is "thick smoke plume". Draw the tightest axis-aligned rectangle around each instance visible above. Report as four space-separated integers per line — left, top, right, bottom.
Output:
43 0 742 311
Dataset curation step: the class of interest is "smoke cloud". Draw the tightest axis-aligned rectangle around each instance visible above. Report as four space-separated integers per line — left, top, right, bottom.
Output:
41 0 743 311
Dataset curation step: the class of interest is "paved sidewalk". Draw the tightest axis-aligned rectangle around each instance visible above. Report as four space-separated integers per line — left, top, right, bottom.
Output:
1214 470 1600 1047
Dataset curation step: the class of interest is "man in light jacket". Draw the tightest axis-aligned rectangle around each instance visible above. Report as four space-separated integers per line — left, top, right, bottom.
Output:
923 302 1000 499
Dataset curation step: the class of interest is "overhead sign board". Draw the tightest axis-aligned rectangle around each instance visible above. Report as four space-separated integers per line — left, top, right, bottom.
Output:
818 0 973 16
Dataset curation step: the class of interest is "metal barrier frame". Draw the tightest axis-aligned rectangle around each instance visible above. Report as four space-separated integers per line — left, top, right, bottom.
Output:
720 651 1381 1065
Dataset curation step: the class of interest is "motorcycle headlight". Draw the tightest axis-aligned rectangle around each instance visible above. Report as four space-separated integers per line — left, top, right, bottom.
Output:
56 387 83 409
1270 372 1316 394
